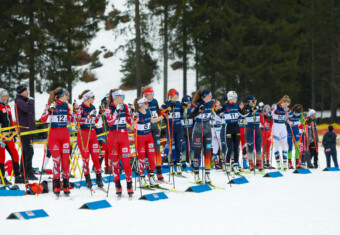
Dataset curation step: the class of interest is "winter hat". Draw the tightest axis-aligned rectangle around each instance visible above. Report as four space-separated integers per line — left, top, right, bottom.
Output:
142 87 154 97
328 125 334 132
16 85 27 94
0 88 8 98
308 109 316 117
247 95 256 102
200 89 212 99
82 90 94 101
112 89 125 99
137 97 148 106
182 95 192 104
168 89 179 99
227 91 238 100
55 88 67 99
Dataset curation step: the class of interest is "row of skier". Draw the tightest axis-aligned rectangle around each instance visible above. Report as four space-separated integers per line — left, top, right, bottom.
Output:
0 86 319 197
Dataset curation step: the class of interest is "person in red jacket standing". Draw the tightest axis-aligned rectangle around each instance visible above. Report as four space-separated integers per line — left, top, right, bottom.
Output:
105 89 134 197
75 90 103 189
41 87 73 196
260 105 274 169
0 88 25 185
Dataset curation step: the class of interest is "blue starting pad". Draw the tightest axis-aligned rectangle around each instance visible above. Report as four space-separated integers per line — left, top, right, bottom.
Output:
185 184 212 193
102 176 114 183
323 167 340 172
73 181 86 188
7 209 48 220
0 190 26 197
228 176 249 185
80 200 112 210
263 171 284 178
139 192 168 201
293 169 311 174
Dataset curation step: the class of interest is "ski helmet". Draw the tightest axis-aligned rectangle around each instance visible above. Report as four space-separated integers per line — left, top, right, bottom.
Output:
227 91 237 100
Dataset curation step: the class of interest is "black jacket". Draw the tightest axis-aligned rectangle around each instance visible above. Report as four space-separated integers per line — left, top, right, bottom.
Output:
14 94 36 132
322 131 337 151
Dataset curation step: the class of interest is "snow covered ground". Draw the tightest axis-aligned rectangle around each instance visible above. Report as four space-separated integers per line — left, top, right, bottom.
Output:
1 145 340 235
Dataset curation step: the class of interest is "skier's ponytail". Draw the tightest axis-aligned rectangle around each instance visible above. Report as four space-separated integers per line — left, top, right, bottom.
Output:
277 95 291 105
107 89 119 105
192 89 204 105
78 89 91 100
134 97 140 110
48 87 62 105
292 104 303 112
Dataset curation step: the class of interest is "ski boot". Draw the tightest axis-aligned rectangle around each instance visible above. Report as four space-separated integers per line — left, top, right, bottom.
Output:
225 162 231 173
157 173 164 181
63 178 70 196
296 159 302 169
115 181 122 196
194 171 202 184
149 173 158 187
169 163 175 175
257 160 263 171
283 160 288 171
214 160 222 169
288 159 294 169
15 175 26 184
85 174 92 189
140 175 149 188
276 160 282 170
176 163 182 175
53 178 61 196
204 171 211 184
96 173 104 188
127 181 133 196
243 158 249 169
249 161 255 171
232 163 239 174
0 178 12 186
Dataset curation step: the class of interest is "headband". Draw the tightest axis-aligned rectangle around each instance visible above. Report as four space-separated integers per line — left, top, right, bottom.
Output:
82 91 94 101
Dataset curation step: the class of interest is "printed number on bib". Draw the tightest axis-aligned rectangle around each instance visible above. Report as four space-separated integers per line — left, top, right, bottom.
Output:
52 115 67 123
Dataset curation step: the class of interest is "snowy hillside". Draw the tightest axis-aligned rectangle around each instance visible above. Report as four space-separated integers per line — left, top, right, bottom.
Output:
10 0 196 119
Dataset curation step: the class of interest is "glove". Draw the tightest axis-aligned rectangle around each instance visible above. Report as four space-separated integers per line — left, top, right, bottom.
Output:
171 102 176 108
115 104 123 113
89 109 97 117
161 104 167 110
284 107 289 112
0 141 5 148
29 97 34 101
13 135 17 143
49 102 57 111
73 104 79 112
259 102 264 108
128 103 135 113
199 105 204 113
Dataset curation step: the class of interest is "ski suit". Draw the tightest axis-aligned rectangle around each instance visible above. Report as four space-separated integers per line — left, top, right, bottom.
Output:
75 103 101 175
245 106 262 161
136 109 156 175
189 100 214 172
211 113 223 162
287 111 302 161
270 104 288 165
0 103 20 178
41 100 73 180
165 100 183 163
105 103 133 183
260 113 273 163
181 107 194 163
148 98 163 175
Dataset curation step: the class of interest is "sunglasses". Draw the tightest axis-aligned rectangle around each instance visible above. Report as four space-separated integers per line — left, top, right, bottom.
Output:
143 101 148 105
149 92 154 96
175 92 179 96
250 100 257 103
120 95 125 99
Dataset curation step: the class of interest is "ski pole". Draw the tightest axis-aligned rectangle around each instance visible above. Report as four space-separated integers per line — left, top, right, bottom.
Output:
201 112 204 183
37 110 54 197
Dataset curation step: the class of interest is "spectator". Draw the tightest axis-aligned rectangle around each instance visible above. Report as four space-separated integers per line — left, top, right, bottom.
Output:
322 125 338 168
15 85 37 180
307 109 319 168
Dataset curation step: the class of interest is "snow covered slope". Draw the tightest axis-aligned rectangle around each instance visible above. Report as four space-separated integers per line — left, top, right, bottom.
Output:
1 146 340 235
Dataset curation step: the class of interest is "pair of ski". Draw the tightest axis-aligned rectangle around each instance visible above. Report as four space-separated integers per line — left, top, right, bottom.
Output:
138 184 184 193
117 193 133 201
188 180 225 190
